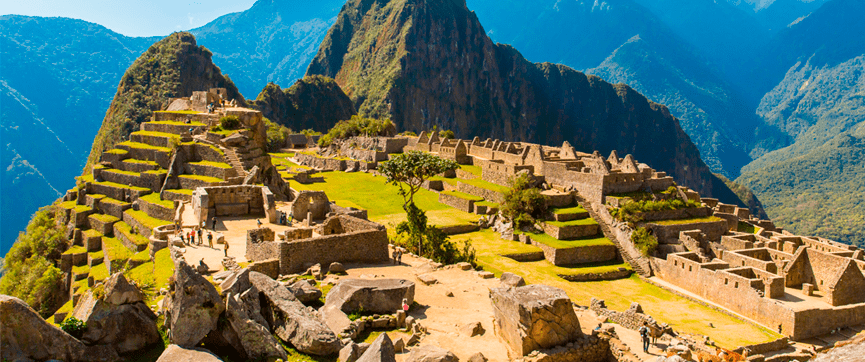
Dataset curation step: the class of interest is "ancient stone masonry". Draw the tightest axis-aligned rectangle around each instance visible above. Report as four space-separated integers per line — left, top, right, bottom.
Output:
192 185 277 224
490 284 583 356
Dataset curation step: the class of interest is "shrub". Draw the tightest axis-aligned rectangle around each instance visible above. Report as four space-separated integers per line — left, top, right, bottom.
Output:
614 198 700 223
438 129 455 139
299 129 322 137
399 131 417 136
501 173 547 229
318 115 395 147
219 115 241 130
631 227 658 256
264 117 290 152
60 317 87 339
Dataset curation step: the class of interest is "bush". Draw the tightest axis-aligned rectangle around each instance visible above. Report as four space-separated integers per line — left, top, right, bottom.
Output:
60 316 87 339
299 129 321 137
614 198 700 223
631 227 658 256
438 129 455 139
501 173 547 229
264 117 290 152
318 115 395 147
219 115 241 130
399 131 417 136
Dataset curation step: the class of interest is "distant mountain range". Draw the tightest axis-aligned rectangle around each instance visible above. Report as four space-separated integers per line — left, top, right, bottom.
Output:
2 0 862 253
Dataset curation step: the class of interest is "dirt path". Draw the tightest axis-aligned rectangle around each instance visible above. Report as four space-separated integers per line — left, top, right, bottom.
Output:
337 252 512 361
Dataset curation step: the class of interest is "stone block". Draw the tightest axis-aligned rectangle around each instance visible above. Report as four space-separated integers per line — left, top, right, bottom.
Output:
490 284 582 356
803 283 814 296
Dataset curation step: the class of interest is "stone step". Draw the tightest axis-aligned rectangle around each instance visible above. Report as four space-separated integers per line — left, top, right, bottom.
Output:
117 159 161 173
88 181 151 205
114 141 172 167
177 174 223 189
142 121 208 135
96 197 133 220
130 131 181 148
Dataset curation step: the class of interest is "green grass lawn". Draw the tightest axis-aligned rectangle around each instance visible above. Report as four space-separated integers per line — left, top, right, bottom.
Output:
124 210 171 231
166 189 194 195
132 130 181 140
650 216 724 225
450 229 780 347
89 213 120 224
551 205 587 214
63 245 87 255
459 178 509 193
140 193 175 209
269 152 296 158
429 175 458 186
189 160 233 169
117 141 172 153
83 229 103 238
114 221 151 248
102 236 134 263
123 159 159 166
72 265 90 275
105 149 128 155
93 180 150 192
547 218 598 228
520 230 613 249
90 262 109 281
179 174 224 183
460 164 482 177
442 190 484 201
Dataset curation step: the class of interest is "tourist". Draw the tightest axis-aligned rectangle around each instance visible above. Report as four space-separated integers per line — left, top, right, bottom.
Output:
397 249 402 264
288 212 293 225
208 232 213 248
212 216 217 230
257 219 262 228
392 249 398 264
179 232 185 245
402 298 410 313
639 322 650 353
190 230 195 246
224 239 230 257
197 228 203 244
188 127 194 135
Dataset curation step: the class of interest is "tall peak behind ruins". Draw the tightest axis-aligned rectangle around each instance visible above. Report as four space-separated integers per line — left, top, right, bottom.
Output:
305 0 751 208
83 32 246 172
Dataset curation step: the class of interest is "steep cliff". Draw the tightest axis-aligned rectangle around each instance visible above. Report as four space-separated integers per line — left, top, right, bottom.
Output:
84 32 245 170
306 0 746 205
250 75 356 131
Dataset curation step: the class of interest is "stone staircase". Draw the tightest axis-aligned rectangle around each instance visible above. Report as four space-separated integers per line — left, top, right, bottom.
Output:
223 148 246 177
574 193 651 277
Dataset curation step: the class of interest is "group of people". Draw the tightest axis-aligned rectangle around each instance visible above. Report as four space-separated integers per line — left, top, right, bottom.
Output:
174 216 230 257
278 211 293 225
392 248 403 264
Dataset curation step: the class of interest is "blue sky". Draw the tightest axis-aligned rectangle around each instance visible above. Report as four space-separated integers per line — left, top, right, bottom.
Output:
3 0 258 37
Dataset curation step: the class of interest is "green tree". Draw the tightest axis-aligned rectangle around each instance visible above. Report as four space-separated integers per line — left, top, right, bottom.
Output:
501 173 547 229
438 129 455 139
631 227 658 256
263 117 291 152
379 152 474 264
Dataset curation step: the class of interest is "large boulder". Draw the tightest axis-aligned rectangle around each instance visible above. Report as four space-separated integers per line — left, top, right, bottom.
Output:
322 278 415 333
224 291 287 361
499 272 526 288
249 271 340 356
356 332 396 362
156 344 223 362
405 345 459 362
490 284 582 356
164 258 224 347
0 295 119 362
70 274 160 354
288 280 323 304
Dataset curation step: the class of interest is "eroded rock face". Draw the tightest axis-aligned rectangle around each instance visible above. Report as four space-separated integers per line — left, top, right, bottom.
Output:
0 295 119 362
288 280 323 304
356 332 396 362
71 290 160 354
249 271 340 356
155 344 223 362
102 273 144 305
164 258 224 348
500 272 526 288
224 292 287 361
405 345 459 362
490 284 582 356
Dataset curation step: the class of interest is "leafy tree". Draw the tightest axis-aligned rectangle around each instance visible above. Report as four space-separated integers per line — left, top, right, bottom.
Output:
264 117 291 152
60 317 87 339
438 129 455 139
631 227 658 256
0 205 67 317
501 173 547 229
379 152 474 264
318 115 395 147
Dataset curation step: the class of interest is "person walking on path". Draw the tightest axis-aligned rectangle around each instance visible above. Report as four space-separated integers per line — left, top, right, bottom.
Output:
639 322 650 353
211 216 217 230
223 239 230 257
207 232 213 248
397 249 402 264
190 230 196 246
256 219 262 228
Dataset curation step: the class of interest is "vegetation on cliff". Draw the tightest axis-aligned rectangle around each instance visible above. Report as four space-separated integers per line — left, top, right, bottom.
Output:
306 0 750 211
250 75 356 133
84 32 245 172
0 205 66 317
317 115 395 147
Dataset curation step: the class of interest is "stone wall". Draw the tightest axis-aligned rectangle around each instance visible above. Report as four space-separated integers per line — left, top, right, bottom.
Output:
456 182 505 203
273 216 388 274
514 335 610 362
529 237 617 266
541 222 600 240
438 192 475 213
290 191 330 221
589 299 660 331
138 198 175 223
249 259 279 279
501 252 546 262
636 207 711 222
192 185 276 224
646 219 728 243
559 268 632 282
438 224 480 235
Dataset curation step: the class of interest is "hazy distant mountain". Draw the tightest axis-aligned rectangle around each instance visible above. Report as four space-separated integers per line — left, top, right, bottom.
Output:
191 0 345 98
737 0 865 246
0 15 155 254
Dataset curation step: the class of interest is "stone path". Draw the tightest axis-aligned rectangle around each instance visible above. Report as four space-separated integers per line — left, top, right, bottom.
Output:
332 250 512 361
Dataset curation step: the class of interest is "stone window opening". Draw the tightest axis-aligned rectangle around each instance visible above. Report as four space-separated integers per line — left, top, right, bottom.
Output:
689 265 692 272
725 278 728 285
734 282 739 288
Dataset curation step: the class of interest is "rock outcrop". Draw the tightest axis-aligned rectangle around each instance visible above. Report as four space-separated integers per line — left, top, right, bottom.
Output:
164 257 225 348
155 344 223 362
250 75 357 132
0 295 119 362
249 271 340 356
70 273 160 354
322 278 415 334
224 292 287 361
490 284 583 356
500 272 526 288
288 280 323 303
405 345 459 362
356 332 396 362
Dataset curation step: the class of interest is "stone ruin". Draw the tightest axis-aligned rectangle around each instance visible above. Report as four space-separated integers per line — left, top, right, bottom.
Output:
192 185 278 224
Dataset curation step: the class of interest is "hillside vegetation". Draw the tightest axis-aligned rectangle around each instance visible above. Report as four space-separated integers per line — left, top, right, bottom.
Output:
250 75 356 132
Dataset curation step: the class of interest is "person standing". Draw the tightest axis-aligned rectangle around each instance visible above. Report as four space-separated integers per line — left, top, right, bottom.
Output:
639 322 650 353
189 230 195 246
256 219 262 228
211 216 217 230
207 232 213 248
197 228 203 245
224 239 230 257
